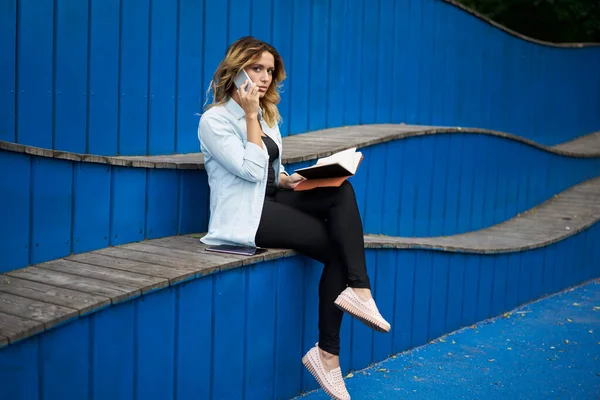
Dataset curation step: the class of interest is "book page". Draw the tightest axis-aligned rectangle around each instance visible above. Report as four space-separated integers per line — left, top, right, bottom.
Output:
316 148 359 173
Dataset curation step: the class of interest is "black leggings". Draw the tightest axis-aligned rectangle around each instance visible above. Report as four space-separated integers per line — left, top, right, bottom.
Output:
254 181 371 356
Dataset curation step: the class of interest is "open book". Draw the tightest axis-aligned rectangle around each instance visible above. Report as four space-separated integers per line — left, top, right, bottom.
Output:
293 148 363 191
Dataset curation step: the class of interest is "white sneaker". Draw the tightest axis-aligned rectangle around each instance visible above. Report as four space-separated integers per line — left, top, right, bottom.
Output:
302 344 351 400
334 287 391 333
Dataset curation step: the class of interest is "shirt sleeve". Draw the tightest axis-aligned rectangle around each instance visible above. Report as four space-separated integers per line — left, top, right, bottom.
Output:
199 113 268 182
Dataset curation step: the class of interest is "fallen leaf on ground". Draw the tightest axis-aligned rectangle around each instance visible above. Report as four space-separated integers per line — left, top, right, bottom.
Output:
346 373 354 378
565 340 570 344
573 303 581 306
566 318 573 323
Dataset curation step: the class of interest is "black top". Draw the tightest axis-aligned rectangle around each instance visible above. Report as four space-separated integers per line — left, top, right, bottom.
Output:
261 135 279 196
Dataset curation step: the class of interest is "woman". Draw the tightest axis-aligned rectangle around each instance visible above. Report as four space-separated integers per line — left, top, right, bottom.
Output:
198 36 390 400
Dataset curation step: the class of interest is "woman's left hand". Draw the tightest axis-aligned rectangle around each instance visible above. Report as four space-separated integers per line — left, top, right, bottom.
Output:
279 173 306 189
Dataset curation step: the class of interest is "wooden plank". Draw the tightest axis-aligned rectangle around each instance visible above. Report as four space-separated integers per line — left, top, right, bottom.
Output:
124 242 245 273
0 275 110 316
67 252 198 284
145 237 275 268
6 266 138 304
0 311 44 343
95 246 223 276
0 292 78 330
36 259 168 294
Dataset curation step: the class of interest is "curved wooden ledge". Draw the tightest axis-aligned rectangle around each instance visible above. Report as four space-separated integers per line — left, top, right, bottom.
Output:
365 176 600 254
1 125 600 171
441 0 600 48
0 176 598 347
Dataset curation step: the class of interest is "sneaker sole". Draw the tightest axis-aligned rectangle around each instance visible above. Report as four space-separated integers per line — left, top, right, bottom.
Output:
334 297 390 333
302 355 348 400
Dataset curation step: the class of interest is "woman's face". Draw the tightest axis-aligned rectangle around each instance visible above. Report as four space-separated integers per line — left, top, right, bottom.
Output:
244 51 275 98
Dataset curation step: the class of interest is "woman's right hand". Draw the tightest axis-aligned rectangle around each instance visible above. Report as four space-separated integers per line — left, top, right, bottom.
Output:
238 80 260 118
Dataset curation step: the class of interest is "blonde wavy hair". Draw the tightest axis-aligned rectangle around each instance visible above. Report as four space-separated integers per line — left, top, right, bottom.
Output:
205 36 286 128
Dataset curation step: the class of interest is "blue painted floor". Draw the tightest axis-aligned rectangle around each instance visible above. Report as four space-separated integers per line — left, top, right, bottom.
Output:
296 280 600 400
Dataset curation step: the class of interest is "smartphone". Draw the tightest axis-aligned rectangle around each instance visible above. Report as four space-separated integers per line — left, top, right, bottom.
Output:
205 244 267 256
234 69 253 92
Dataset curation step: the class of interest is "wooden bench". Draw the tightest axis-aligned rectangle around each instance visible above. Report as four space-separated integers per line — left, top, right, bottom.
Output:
1 175 598 348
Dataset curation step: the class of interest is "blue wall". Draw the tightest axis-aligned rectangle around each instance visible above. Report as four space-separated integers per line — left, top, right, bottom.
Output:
1 223 599 400
0 150 209 273
2 131 600 272
1 0 599 156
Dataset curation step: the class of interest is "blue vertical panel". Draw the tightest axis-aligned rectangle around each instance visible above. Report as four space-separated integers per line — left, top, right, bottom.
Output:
251 0 271 42
398 138 419 236
470 135 488 230
411 251 432 348
272 0 293 136
592 224 600 280
481 138 499 228
213 268 246 399
518 250 535 304
146 169 179 239
542 244 557 296
391 0 409 123
490 254 508 317
552 239 567 293
175 0 202 154
120 0 150 155
73 163 110 254
417 0 433 124
0 0 16 142
245 261 277 400
92 302 135 400
136 288 175 400
88 0 119 155
54 0 88 153
339 305 352 374
414 136 435 236
308 0 328 131
16 0 53 148
492 140 509 222
504 144 520 222
504 253 521 312
456 136 475 233
41 318 89 399
350 250 375 370
178 170 209 235
0 152 30 272
203 0 227 110
570 233 585 286
441 4 457 125
428 252 449 341
348 147 370 221
110 167 146 246
227 0 250 51
0 337 39 400
176 278 213 400
429 135 450 235
445 253 465 333
461 254 479 327
442 135 463 234
372 251 395 361
359 0 378 124
404 0 420 123
148 0 177 155
393 251 415 353
342 0 362 126
475 256 493 321
289 0 310 134
515 143 530 214
428 0 445 125
326 0 345 128
530 248 545 301
274 257 304 400
301 259 321 392
381 141 403 235
31 157 72 264
364 144 387 233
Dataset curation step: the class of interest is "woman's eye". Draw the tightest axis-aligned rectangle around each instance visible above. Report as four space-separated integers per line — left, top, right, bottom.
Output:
253 67 261 72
